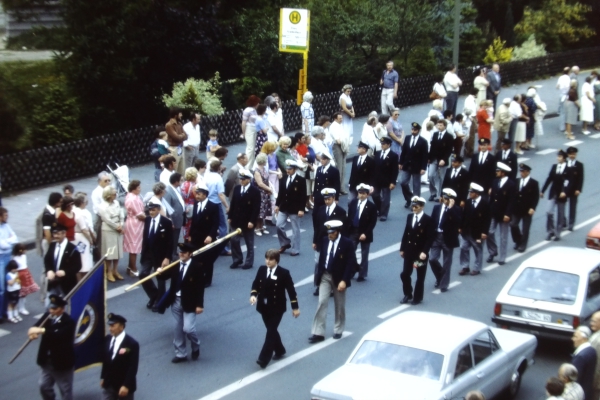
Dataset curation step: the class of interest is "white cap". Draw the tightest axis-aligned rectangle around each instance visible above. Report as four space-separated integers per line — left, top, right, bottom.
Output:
325 220 344 232
147 200 162 208
502 98 511 105
442 188 457 198
320 149 333 160
195 182 209 193
238 168 253 179
320 188 336 198
285 159 300 169
356 183 371 193
411 196 426 206
469 182 484 193
496 162 512 172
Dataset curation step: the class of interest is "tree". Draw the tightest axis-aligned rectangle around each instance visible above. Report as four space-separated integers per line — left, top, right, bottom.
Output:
514 0 595 52
162 75 225 116
512 34 547 61
483 37 513 63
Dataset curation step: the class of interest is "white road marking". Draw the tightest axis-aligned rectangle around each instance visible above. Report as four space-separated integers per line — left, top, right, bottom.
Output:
294 275 314 287
536 148 558 155
197 332 353 400
34 313 43 319
564 140 583 146
590 133 600 139
107 285 138 299
368 243 398 260
378 304 410 319
271 228 306 238
0 328 11 338
517 158 530 163
432 281 461 294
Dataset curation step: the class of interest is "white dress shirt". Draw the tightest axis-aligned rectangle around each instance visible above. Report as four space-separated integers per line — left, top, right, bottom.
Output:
176 260 191 297
54 238 69 270
109 331 126 360
183 121 201 148
325 235 341 266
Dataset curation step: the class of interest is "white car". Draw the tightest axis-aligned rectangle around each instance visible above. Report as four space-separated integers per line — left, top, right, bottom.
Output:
492 246 600 341
310 311 536 400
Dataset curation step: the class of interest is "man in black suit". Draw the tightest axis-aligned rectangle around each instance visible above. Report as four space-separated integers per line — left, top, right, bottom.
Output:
469 138 496 196
486 162 516 265
510 163 539 252
189 183 220 286
429 189 462 293
428 119 454 201
496 138 518 181
139 202 173 310
228 169 260 270
458 183 492 276
566 146 584 231
442 155 470 206
156 242 205 363
373 137 399 221
28 295 76 400
250 249 300 369
313 150 341 210
309 220 356 343
348 141 375 201
399 197 435 305
101 313 139 400
399 122 428 208
347 184 378 282
486 63 501 109
275 160 307 256
571 326 598 400
541 150 572 241
163 172 185 260
44 224 82 303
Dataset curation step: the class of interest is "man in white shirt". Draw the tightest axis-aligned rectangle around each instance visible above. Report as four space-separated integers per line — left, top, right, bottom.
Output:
443 64 462 117
182 113 201 171
266 98 284 143
330 112 351 194
557 67 571 133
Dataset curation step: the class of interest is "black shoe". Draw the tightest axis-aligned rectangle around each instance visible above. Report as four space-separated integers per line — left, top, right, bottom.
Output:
440 288 448 293
151 306 159 313
513 244 519 250
308 335 325 343
498 261 506 265
400 295 413 304
290 252 300 256
470 270 481 276
171 356 187 364
204 282 212 288
146 299 155 309
568 227 574 232
191 349 200 360
428 195 436 201
313 288 319 296
279 244 291 254
356 277 366 282
434 280 440 288
553 236 561 241
486 255 495 263
256 359 268 369
517 246 526 253
241 264 253 270
379 216 387 221
333 333 342 339
545 233 555 241
229 263 241 269
458 268 470 276
404 201 411 209
410 299 422 305
272 352 286 360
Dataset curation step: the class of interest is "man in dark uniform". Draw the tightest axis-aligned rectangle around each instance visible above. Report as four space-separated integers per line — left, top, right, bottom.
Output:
541 150 572 241
313 150 341 210
139 202 173 311
309 220 356 343
428 119 454 201
189 183 220 286
510 163 539 252
373 137 399 221
442 155 470 206
399 123 429 208
429 189 462 293
44 224 82 303
496 138 518 181
156 242 205 363
347 184 378 282
228 168 261 270
486 162 516 265
469 138 496 196
250 249 300 369
566 146 584 231
276 160 307 256
348 141 375 201
28 294 76 400
459 183 492 276
101 313 139 400
399 196 434 305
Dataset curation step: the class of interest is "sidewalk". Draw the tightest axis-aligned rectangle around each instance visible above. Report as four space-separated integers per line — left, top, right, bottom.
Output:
1 72 582 246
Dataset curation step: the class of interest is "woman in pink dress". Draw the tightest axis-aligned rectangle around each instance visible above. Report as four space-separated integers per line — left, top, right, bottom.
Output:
124 180 145 277
181 167 198 240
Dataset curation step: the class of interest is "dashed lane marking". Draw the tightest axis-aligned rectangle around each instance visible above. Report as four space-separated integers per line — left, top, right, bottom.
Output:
564 140 583 146
536 148 558 155
432 281 461 294
377 304 410 319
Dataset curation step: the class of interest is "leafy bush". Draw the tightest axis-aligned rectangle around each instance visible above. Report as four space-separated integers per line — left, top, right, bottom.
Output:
162 74 225 116
512 35 547 61
483 37 513 64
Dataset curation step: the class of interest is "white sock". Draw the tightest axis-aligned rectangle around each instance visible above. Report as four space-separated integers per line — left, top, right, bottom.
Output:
7 309 13 319
18 298 27 312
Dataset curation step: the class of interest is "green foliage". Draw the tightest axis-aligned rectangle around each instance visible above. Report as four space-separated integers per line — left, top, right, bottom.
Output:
397 46 438 77
483 37 513 63
512 35 547 61
514 0 595 52
5 26 62 50
162 75 225 116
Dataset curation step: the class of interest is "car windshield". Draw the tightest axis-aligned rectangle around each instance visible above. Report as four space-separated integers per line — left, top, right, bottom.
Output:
508 267 579 305
350 340 444 380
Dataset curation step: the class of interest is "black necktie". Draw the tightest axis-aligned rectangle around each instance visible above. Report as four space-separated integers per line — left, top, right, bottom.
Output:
381 151 385 159
54 244 61 269
149 219 155 239
438 207 447 230
327 241 335 272
412 215 418 228
327 207 331 217
353 201 361 226
109 337 115 358
472 199 476 207
267 269 271 279
174 262 186 294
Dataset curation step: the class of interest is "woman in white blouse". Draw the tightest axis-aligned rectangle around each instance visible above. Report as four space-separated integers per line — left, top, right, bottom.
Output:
73 193 95 280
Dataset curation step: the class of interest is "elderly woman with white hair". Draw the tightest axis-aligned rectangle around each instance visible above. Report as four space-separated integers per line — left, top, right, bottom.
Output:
361 115 381 156
339 84 355 144
98 186 124 282
252 153 273 235
431 99 444 119
275 136 294 172
301 91 315 135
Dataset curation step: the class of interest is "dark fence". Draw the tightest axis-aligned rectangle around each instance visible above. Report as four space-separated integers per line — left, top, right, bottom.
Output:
2 46 600 193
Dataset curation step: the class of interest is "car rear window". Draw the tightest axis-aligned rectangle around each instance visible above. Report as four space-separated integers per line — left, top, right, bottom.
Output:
350 340 444 380
508 267 579 305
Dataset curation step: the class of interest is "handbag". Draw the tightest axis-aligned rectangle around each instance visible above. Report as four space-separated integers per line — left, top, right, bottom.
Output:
429 90 441 100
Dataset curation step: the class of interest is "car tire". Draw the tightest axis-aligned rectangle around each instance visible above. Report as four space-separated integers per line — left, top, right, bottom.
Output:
503 367 523 399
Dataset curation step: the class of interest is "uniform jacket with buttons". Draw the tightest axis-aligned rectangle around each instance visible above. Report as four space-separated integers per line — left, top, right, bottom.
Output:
399 135 428 174
566 160 584 194
101 333 139 393
312 204 348 250
34 311 76 371
251 265 298 315
313 165 341 209
428 130 454 163
460 197 492 239
347 198 378 243
489 178 516 222
513 177 540 217
496 150 518 181
140 215 173 267
469 152 497 192
442 166 470 204
228 184 261 231
400 213 435 257
189 200 220 248
157 259 205 313
430 203 462 248
373 149 400 187
44 241 81 295
349 154 375 190
315 235 357 287
541 163 573 203
276 174 307 214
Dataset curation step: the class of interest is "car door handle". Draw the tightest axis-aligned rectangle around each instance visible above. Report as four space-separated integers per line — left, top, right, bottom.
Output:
476 372 485 379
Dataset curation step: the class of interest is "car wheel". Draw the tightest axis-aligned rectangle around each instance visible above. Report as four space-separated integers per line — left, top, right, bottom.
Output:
504 369 522 399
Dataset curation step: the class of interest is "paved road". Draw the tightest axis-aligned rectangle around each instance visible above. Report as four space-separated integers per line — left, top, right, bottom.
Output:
2 110 600 399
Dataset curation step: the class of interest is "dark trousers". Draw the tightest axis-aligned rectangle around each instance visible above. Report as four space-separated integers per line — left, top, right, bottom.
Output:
102 387 134 400
258 311 285 363
231 227 255 267
508 119 518 142
429 233 454 290
446 91 458 117
567 195 578 230
171 228 182 261
39 364 74 400
350 231 371 278
139 258 166 304
400 170 421 201
372 186 391 217
400 254 427 301
510 213 532 250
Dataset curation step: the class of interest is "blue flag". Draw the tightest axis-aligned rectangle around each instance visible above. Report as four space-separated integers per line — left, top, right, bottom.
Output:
69 263 106 371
